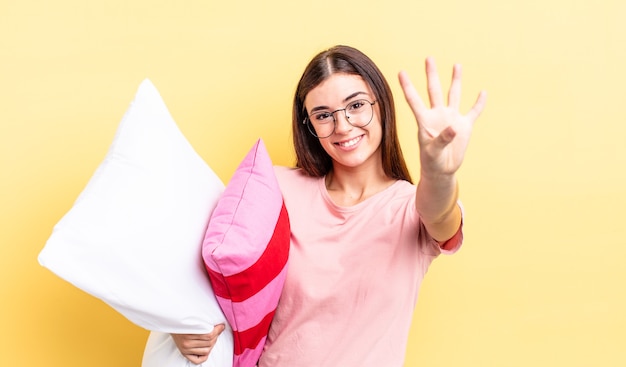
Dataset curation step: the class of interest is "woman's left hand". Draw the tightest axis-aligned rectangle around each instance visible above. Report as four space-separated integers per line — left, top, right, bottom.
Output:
171 324 225 365
398 57 486 179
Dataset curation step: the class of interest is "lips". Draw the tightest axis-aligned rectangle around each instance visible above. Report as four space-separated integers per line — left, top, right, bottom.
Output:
335 135 363 148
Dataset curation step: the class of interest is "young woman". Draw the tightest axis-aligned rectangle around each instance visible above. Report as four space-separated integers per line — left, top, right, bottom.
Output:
172 45 486 366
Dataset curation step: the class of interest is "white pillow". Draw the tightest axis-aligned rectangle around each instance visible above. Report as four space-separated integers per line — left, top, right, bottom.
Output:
38 79 234 366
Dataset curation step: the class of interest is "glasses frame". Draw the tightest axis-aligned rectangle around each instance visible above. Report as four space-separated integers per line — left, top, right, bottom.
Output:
303 100 377 139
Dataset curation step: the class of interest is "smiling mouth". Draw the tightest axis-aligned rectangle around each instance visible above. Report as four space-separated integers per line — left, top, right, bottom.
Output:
336 135 362 148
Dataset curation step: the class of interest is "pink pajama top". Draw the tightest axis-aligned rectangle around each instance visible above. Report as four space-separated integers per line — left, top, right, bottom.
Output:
258 167 463 367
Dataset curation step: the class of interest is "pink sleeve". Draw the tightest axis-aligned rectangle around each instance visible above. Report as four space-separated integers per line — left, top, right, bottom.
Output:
438 201 464 254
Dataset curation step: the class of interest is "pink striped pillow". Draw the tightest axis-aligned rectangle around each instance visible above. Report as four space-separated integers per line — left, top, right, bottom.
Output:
202 139 290 367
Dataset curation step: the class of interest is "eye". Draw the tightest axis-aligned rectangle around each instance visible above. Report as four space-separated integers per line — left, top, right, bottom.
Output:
313 112 333 123
347 100 366 112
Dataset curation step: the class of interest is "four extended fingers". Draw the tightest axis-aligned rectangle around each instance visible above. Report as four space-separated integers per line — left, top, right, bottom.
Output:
398 70 426 119
467 89 488 121
447 63 462 109
425 57 444 108
400 57 486 121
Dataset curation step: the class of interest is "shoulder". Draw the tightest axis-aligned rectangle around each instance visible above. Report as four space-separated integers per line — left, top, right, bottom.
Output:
379 179 416 209
273 165 301 179
273 166 319 195
387 179 416 196
273 166 316 185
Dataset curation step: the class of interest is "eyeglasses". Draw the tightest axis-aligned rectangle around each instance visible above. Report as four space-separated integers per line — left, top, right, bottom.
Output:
303 99 377 139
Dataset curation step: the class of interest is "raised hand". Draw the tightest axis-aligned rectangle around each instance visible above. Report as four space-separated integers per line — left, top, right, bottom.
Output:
398 57 486 179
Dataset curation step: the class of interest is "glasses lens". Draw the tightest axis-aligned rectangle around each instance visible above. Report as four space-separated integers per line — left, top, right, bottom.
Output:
306 113 334 138
345 99 374 128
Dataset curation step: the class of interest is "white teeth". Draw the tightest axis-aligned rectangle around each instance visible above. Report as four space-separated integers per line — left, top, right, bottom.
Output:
338 136 361 148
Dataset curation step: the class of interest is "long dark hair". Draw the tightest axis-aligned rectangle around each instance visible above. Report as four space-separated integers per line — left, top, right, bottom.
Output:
292 45 412 183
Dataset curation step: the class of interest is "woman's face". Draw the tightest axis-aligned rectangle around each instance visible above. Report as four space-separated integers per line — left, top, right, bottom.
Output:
304 73 383 171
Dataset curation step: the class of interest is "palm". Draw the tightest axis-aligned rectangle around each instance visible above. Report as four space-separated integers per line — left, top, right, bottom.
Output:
399 58 486 177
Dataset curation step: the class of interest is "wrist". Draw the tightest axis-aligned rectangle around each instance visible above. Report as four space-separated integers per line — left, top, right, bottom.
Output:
419 169 457 188
416 175 459 223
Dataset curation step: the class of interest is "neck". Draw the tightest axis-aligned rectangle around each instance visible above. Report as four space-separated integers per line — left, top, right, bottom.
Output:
325 166 394 206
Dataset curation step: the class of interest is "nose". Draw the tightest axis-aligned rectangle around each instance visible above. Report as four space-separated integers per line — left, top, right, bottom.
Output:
333 109 353 134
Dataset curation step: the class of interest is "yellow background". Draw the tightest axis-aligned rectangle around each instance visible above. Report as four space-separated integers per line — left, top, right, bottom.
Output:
1 0 625 366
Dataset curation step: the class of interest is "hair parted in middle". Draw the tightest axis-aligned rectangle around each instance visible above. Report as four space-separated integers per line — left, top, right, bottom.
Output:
292 45 412 183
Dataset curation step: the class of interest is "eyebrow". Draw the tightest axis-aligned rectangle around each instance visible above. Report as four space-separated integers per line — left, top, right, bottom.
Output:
309 91 369 113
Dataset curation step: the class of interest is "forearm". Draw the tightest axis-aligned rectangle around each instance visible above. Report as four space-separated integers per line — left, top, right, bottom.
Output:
415 172 461 242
